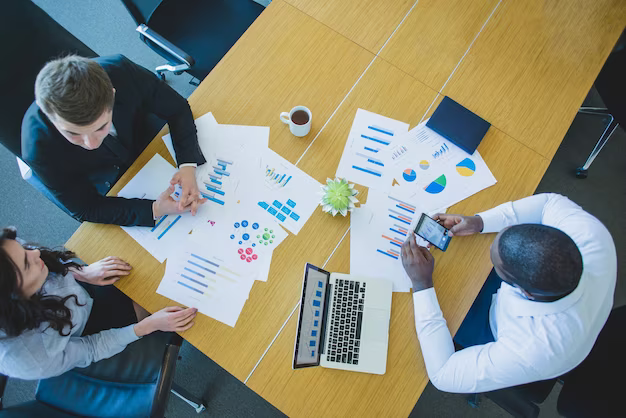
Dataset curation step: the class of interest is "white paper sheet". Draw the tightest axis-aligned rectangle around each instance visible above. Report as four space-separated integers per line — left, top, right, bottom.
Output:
156 239 255 327
241 149 322 235
384 121 497 212
162 112 218 162
336 109 409 189
350 190 445 292
118 154 199 263
191 205 288 282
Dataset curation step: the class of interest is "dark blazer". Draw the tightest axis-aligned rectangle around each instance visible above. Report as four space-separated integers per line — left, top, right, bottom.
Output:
21 54 206 226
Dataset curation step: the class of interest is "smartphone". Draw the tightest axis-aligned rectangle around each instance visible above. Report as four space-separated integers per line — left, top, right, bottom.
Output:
414 213 451 251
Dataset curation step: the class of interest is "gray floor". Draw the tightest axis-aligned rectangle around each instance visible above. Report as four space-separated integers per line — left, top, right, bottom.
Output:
2 1 624 416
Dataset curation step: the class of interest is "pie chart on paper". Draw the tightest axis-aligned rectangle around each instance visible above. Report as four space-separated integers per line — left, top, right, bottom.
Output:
456 158 476 177
402 169 417 182
424 174 446 194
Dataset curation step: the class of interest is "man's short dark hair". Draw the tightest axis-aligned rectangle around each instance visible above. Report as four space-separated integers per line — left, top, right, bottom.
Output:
498 224 583 296
35 55 114 126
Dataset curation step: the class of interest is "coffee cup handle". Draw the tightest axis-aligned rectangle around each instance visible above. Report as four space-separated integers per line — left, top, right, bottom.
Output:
280 112 291 124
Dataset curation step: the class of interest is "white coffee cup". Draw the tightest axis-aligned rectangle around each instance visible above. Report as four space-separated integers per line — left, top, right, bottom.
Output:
280 106 312 137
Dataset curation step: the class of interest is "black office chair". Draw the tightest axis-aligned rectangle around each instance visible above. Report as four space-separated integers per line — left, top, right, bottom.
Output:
556 305 625 418
575 32 625 179
120 0 265 84
0 332 207 417
0 1 168 218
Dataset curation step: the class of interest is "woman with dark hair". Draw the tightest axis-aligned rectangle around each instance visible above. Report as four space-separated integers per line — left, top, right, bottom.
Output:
0 227 197 380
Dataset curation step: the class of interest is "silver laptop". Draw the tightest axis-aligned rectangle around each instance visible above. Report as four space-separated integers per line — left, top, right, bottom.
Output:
292 263 392 375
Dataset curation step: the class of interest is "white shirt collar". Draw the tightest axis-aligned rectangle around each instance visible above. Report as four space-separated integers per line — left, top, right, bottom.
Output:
501 275 586 317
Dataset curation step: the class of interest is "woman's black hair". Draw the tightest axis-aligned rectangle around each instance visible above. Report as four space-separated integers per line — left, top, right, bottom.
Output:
0 227 84 337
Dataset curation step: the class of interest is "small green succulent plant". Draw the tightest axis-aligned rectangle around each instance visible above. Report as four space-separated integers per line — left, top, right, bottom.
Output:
319 177 359 216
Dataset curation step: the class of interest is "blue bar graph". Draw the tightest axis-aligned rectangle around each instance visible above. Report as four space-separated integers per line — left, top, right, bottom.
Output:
368 125 394 136
389 215 411 225
188 260 215 274
157 215 181 240
368 159 384 166
210 178 222 185
364 146 379 153
361 134 390 145
352 165 382 177
205 185 225 196
190 253 219 267
177 281 203 294
184 267 204 277
377 249 399 260
390 228 407 236
151 215 167 232
180 274 208 288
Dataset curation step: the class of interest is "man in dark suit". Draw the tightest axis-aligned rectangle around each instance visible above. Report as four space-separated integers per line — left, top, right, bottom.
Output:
21 54 206 226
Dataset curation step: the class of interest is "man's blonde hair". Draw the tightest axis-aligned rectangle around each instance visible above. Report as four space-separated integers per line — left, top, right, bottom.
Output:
35 55 114 126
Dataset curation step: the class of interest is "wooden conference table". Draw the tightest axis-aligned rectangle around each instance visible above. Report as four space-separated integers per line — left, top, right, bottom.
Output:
66 1 625 416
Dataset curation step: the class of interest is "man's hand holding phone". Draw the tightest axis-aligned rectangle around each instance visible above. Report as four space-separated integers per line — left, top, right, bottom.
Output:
432 214 484 237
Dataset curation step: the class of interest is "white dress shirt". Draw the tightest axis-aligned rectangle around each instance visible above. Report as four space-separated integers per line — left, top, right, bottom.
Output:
412 194 617 393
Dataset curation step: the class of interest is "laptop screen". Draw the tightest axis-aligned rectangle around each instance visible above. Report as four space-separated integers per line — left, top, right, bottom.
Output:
293 263 331 368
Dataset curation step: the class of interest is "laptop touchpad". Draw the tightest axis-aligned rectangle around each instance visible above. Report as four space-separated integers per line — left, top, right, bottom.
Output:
361 308 390 343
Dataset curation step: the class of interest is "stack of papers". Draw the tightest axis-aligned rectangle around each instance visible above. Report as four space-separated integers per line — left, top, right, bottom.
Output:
340 109 497 292
119 112 322 326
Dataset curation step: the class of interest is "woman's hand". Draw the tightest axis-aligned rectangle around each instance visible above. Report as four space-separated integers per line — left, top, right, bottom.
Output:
71 256 132 286
134 306 197 337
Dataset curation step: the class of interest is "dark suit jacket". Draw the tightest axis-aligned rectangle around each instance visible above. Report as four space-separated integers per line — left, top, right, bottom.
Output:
21 54 206 226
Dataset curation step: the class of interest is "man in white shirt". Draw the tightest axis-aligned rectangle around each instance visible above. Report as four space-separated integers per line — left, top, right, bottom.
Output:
402 193 617 393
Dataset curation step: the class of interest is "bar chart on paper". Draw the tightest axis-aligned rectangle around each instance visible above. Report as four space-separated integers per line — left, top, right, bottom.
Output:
157 245 254 327
336 109 409 189
198 156 234 206
377 195 417 261
251 149 322 235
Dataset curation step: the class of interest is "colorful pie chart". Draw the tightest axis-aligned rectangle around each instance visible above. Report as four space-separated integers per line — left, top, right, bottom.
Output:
402 168 417 182
419 160 430 170
424 174 446 194
456 158 476 177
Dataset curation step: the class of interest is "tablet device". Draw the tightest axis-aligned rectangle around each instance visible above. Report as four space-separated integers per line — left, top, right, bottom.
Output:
414 213 451 251
426 96 490 155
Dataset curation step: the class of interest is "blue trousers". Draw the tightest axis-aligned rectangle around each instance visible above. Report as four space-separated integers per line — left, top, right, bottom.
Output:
453 269 503 348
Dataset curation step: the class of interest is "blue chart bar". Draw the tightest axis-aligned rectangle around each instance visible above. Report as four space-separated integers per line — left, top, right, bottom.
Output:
184 267 204 277
151 215 167 232
279 174 286 183
217 158 233 165
283 176 292 187
205 185 225 196
157 215 181 240
214 168 230 176
352 165 382 177
210 178 222 185
313 300 321 307
390 241 402 248
377 249 399 260
181 274 208 288
190 253 219 267
202 193 225 205
396 204 415 213
390 228 407 236
364 146 379 153
368 125 394 136
208 173 222 180
361 134 390 145
315 310 320 317
178 281 203 294
388 195 417 211
389 214 411 225
188 260 216 274
205 181 221 189
368 159 384 166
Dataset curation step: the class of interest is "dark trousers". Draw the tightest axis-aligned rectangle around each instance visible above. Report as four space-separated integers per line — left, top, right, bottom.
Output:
78 282 137 336
453 269 503 348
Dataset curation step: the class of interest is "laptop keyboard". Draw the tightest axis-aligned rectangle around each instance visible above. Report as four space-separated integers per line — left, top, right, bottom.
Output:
325 279 365 365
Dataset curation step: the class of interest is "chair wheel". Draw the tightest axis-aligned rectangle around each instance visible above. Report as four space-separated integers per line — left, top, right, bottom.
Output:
575 167 588 179
174 71 183 75
158 72 166 81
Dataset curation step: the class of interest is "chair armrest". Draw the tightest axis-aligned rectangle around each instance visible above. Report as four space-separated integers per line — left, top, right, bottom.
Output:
136 24 195 68
0 373 9 410
149 334 183 417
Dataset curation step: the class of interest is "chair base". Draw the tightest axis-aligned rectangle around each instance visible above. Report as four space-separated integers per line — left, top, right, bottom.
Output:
575 167 588 179
170 382 207 414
